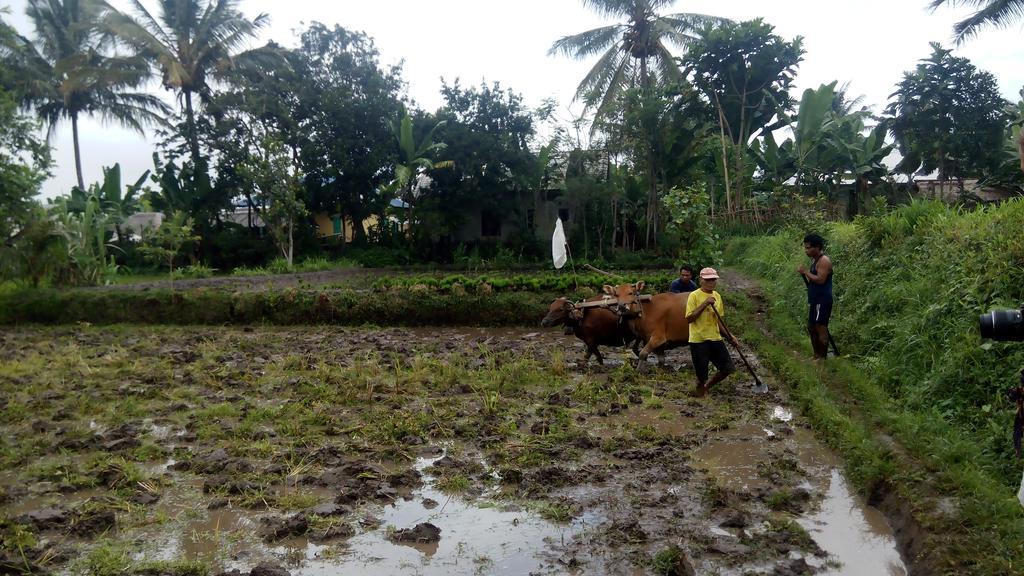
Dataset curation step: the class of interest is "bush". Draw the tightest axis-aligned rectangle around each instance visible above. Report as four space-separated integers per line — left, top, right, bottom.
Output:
204 222 275 270
345 246 412 267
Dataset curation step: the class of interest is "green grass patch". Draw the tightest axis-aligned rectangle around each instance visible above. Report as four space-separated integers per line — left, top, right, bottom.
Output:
371 271 677 295
725 202 1024 574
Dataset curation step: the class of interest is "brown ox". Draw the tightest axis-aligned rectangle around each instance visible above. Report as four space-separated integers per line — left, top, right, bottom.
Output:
541 296 639 365
603 281 690 369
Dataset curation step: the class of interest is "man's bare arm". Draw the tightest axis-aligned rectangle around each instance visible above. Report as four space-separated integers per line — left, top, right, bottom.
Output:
801 256 831 284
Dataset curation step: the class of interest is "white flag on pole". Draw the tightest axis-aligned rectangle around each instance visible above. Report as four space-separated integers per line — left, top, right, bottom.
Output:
1018 466 1024 507
552 218 567 269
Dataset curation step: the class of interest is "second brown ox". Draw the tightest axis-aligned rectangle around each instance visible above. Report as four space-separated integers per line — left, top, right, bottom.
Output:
541 295 639 365
603 281 690 370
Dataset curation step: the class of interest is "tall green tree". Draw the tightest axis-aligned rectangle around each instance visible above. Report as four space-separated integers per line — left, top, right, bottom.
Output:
285 23 403 244
682 19 803 212
236 136 306 267
885 43 1009 185
611 85 715 243
8 0 167 189
549 0 725 123
103 0 269 170
425 81 536 254
0 88 52 248
930 0 1024 172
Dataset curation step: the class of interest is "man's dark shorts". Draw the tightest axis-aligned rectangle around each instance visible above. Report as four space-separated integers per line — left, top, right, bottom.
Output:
808 301 832 326
690 340 735 383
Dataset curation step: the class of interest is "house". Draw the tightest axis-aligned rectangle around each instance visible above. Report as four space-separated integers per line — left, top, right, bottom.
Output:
451 149 609 244
121 212 164 241
313 198 408 242
224 201 265 228
912 179 1019 203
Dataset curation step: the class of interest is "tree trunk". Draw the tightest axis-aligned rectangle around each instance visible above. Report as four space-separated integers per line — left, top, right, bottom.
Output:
183 90 202 169
582 203 589 260
72 113 84 190
733 81 749 212
286 218 294 268
645 155 657 248
714 100 732 213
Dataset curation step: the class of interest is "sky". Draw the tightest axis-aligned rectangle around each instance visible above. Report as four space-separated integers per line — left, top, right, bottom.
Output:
5 0 1024 199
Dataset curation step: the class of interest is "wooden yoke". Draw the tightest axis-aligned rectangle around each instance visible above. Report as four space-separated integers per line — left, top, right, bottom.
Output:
572 295 653 310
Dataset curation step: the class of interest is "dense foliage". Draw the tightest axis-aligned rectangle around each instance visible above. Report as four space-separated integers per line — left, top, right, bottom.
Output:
0 2 1020 287
886 43 1010 183
727 199 1024 484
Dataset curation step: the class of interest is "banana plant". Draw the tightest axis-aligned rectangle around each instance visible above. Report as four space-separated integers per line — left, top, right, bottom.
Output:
388 108 454 232
793 81 838 185
66 163 149 244
750 130 796 185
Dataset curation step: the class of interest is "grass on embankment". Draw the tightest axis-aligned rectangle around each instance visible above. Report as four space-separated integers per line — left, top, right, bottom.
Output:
0 288 561 326
0 271 677 327
725 198 1024 574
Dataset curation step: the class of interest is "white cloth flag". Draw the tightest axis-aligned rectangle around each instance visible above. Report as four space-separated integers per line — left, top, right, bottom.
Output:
1018 467 1024 507
551 218 567 269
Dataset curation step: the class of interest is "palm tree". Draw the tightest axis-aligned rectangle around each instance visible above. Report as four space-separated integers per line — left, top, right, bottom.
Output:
549 0 725 123
10 0 168 190
103 0 269 169
930 0 1024 43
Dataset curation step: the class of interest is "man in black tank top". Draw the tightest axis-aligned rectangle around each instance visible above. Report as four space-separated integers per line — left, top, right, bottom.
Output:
797 233 833 360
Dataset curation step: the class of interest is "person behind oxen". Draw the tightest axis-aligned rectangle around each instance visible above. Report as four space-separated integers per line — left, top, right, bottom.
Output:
669 264 698 293
684 268 737 395
796 233 833 360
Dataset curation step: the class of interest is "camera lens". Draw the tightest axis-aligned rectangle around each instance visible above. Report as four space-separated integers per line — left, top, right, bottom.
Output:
979 308 1024 341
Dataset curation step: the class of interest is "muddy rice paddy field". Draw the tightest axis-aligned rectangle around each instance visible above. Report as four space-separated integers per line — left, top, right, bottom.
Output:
0 324 907 575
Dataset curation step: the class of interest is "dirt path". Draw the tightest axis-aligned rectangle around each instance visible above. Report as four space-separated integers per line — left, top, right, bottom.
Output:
0 319 907 574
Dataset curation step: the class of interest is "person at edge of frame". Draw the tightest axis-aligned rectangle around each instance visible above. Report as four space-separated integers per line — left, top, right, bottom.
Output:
797 233 833 360
669 264 698 293
684 267 737 396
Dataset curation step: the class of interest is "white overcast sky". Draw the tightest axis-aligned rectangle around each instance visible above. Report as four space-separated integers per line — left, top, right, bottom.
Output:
4 0 1024 198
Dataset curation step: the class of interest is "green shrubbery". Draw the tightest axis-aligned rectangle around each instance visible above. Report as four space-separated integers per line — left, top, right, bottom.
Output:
727 198 1024 484
0 287 561 326
230 256 360 277
371 271 678 294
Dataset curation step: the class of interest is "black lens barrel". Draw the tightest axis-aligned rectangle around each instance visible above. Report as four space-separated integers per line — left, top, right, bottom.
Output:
979 308 1024 341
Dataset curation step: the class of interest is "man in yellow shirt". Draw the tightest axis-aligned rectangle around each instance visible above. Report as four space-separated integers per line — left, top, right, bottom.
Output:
685 267 738 395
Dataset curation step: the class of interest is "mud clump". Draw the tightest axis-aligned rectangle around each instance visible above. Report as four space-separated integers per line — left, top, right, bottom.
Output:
524 465 578 492
652 545 696 576
772 557 813 576
202 475 259 495
70 507 116 535
215 563 291 576
308 521 354 542
390 522 441 543
101 437 141 452
189 448 255 475
307 502 349 517
717 509 750 529
130 490 160 505
15 505 71 531
607 519 648 543
259 513 309 541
